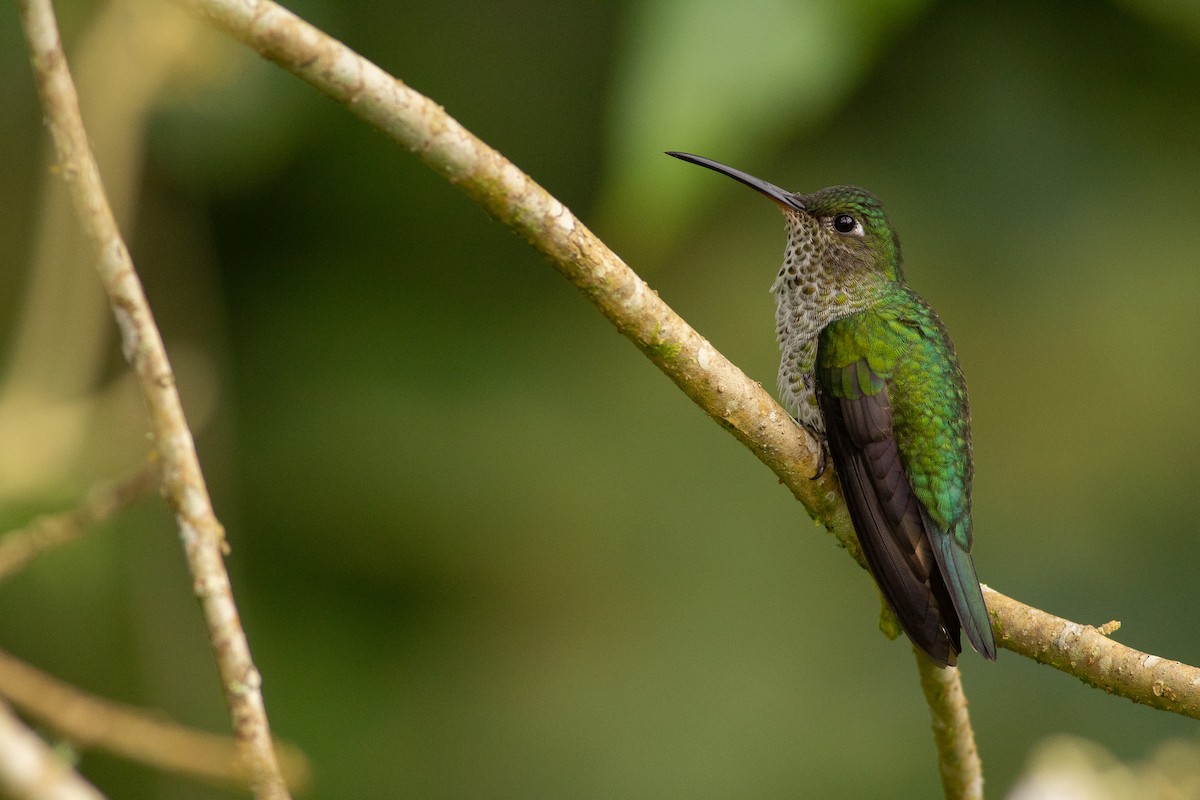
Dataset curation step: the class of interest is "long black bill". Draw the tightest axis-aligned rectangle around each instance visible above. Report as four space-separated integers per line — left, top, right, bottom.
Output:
666 151 806 211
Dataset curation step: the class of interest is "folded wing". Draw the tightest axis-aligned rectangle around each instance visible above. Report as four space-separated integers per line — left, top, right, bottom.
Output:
818 358 972 666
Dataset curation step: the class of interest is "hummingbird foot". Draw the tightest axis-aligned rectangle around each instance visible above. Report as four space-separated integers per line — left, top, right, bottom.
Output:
799 421 829 480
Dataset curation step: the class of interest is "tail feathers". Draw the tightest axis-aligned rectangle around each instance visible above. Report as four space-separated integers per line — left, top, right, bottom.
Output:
925 511 997 661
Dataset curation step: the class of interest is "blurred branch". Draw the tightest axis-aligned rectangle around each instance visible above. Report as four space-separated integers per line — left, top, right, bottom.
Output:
17 2 291 799
915 649 984 800
0 0 210 499
7 0 203 400
0 649 311 792
0 460 158 582
174 0 1200 725
0 698 105 800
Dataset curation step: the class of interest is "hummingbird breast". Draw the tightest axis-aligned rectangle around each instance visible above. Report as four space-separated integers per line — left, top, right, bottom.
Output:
771 218 878 432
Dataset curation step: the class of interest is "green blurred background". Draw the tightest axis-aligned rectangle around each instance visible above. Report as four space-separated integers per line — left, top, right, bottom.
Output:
2 0 1200 797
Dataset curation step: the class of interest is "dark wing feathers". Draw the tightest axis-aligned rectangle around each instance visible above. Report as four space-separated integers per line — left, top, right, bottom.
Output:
820 380 959 665
842 365 891 446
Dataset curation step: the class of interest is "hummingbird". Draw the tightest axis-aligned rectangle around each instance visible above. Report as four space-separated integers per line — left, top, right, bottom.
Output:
668 151 996 667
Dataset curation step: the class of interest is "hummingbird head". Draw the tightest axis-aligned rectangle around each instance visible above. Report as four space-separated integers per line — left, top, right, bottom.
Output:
666 152 904 286
785 185 905 285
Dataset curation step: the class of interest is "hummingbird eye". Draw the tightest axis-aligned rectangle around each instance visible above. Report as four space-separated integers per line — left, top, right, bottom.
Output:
832 214 861 235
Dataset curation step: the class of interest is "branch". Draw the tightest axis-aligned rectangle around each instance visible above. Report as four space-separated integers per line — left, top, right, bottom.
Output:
985 587 1200 717
170 0 1200 734
0 649 311 792
17 2 291 798
915 649 984 800
176 0 855 547
175 0 1200 725
0 460 158 582
0 698 105 800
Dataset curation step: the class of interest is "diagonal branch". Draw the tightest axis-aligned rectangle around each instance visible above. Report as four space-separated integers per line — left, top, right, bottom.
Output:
177 0 854 543
0 649 311 792
17 1 291 798
0 698 105 800
174 0 1200 726
984 587 1200 717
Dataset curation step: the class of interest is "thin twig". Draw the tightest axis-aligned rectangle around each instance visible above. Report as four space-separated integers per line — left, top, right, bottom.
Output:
914 648 984 800
175 0 1200 723
0 460 158 582
17 2 291 798
0 649 311 792
0 698 105 800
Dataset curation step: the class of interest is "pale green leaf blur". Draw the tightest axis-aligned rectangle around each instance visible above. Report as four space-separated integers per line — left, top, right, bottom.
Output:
598 0 928 261
1 1 1199 798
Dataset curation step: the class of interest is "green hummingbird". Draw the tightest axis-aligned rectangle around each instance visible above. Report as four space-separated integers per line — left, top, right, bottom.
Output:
668 151 996 667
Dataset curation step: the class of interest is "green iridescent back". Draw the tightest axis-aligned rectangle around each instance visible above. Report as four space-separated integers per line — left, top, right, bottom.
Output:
817 289 973 550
